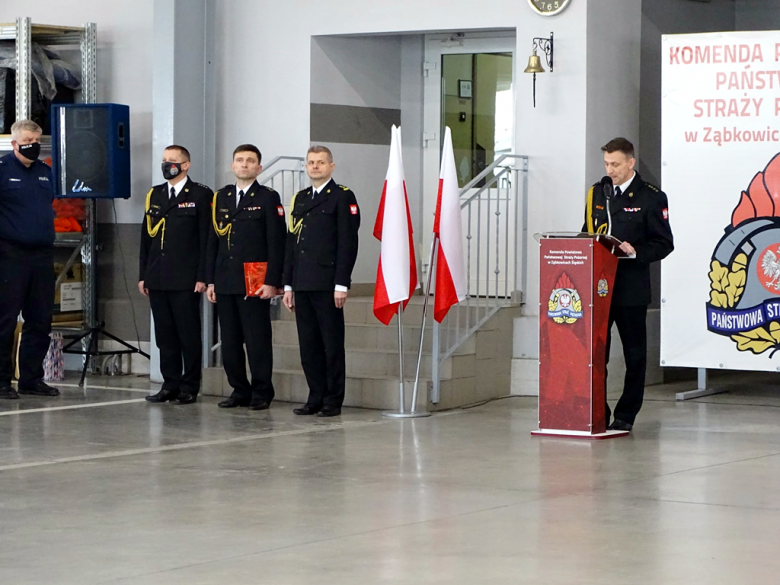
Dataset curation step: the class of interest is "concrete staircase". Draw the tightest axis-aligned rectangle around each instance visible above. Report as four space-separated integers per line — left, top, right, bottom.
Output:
203 296 520 411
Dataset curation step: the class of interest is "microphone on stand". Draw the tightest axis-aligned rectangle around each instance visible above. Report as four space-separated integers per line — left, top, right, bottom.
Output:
601 176 614 200
601 176 614 236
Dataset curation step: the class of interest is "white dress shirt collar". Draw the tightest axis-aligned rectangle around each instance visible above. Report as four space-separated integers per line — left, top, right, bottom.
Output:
167 176 188 198
616 172 635 196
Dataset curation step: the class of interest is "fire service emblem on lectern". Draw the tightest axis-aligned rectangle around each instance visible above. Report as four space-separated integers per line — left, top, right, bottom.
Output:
706 152 780 356
597 275 609 298
548 272 583 324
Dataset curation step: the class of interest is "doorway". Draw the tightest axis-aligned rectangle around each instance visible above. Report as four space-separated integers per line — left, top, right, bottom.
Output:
422 33 516 296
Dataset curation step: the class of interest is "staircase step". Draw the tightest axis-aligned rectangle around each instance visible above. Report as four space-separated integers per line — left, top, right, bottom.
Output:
272 369 428 411
274 344 434 379
272 320 435 353
276 295 495 326
273 344 476 381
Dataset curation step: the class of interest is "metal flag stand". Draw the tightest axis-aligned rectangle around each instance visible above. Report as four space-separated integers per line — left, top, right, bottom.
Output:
382 240 437 419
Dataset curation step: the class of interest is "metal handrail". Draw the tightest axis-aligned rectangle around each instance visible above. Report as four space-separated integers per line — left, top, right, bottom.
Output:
459 154 528 194
431 154 529 402
260 156 305 172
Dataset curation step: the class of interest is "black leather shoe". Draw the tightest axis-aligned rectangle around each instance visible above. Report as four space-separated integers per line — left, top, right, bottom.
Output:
0 385 19 400
293 404 320 415
145 389 179 403
608 418 633 432
317 406 342 418
18 381 60 397
175 392 197 405
218 397 248 408
248 399 271 411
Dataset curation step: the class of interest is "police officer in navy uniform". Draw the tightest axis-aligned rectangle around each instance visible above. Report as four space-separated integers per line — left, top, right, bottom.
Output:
584 137 674 432
139 145 212 405
206 144 286 410
0 120 59 400
283 146 360 418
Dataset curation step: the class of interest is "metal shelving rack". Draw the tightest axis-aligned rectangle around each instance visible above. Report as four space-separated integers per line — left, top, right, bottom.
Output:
1 17 98 369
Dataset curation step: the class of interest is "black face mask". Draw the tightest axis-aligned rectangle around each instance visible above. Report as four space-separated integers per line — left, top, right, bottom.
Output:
162 162 184 181
18 142 41 162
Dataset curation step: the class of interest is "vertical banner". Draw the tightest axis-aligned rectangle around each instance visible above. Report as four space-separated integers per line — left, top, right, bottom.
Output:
661 31 780 371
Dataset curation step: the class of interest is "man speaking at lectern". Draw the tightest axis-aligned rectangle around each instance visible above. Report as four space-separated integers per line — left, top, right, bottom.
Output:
584 138 674 432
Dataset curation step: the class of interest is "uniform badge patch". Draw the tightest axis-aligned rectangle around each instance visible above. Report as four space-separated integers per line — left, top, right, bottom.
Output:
178 202 196 208
350 204 358 215
662 208 669 220
624 207 641 213
277 206 284 216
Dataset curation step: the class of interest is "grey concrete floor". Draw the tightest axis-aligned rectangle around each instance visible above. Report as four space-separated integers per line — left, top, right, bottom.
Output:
2 373 780 584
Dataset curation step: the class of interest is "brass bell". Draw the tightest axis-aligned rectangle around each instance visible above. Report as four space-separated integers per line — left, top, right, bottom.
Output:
524 52 545 74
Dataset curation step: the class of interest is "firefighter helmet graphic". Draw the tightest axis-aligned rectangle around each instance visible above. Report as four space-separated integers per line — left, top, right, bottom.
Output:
706 153 780 356
548 272 583 324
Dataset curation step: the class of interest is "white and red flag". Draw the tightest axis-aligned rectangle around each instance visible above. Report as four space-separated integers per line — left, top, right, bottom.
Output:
373 125 418 325
433 127 467 322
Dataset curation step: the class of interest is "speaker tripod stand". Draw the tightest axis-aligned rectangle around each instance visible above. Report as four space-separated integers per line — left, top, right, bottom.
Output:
62 322 149 387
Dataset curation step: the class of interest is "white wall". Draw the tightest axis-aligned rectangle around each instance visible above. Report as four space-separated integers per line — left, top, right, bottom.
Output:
309 35 402 283
214 0 591 296
211 0 606 396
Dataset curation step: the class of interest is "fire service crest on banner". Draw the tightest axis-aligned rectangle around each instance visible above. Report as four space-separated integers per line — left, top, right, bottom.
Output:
548 272 583 324
706 153 780 356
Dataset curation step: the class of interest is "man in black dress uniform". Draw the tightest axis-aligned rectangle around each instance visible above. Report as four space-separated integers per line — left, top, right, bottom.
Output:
584 137 674 432
206 144 286 410
139 145 211 405
283 146 360 417
0 120 59 399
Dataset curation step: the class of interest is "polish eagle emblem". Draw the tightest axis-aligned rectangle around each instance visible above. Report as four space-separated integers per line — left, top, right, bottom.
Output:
761 247 780 291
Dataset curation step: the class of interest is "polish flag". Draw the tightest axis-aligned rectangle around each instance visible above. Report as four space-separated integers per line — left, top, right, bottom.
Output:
373 125 418 325
433 127 467 323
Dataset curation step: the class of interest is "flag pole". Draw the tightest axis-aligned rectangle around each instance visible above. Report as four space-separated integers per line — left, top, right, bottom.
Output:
409 237 437 416
397 304 405 413
385 303 430 418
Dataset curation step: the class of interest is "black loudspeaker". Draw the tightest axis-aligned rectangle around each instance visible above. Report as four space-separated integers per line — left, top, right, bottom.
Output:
51 103 131 199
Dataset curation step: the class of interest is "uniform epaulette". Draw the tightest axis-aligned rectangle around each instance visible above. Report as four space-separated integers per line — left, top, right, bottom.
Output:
339 185 350 191
295 187 310 196
195 182 210 190
647 183 660 192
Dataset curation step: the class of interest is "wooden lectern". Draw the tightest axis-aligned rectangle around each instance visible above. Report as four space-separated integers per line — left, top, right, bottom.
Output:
532 233 630 439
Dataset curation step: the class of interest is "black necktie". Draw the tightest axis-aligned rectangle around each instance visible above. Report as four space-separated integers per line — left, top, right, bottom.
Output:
237 189 244 208
170 186 176 200
615 186 622 198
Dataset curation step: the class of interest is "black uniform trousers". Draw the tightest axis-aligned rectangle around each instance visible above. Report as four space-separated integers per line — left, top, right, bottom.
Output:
0 244 54 387
605 304 648 425
295 291 346 408
149 289 202 395
216 293 274 404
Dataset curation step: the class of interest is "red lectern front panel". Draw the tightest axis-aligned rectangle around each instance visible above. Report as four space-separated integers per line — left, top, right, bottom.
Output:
538 238 616 436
